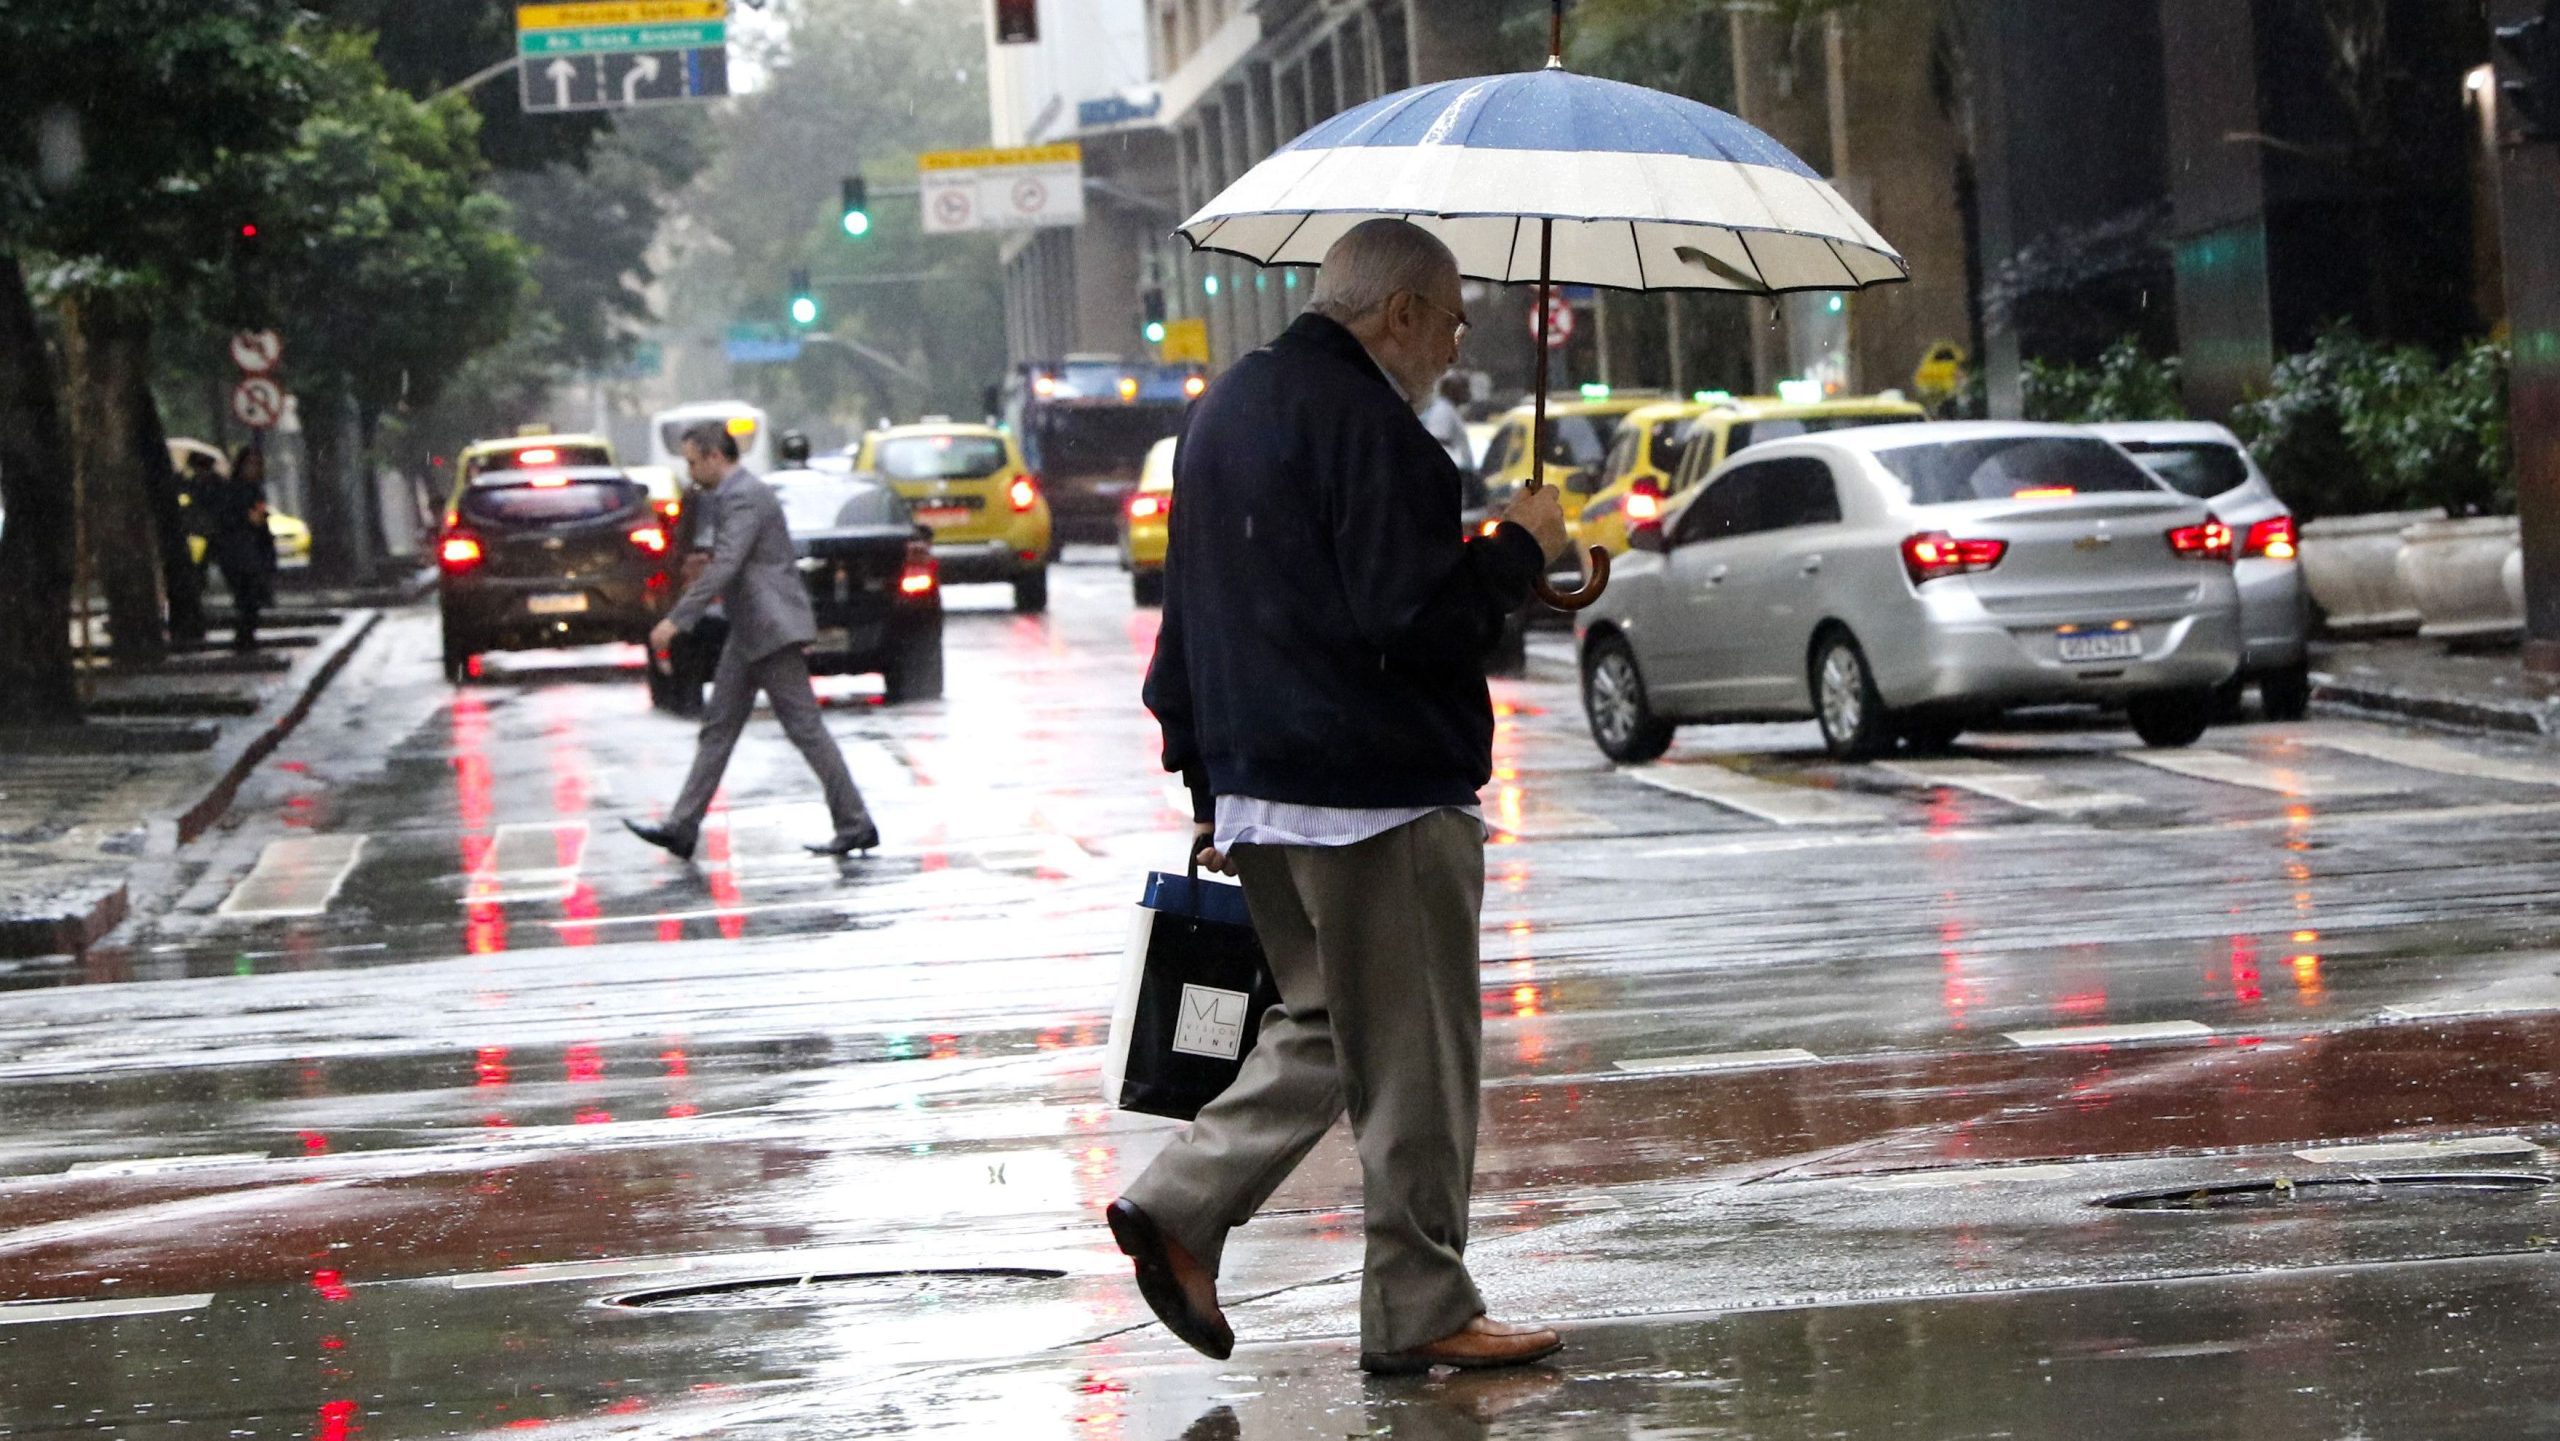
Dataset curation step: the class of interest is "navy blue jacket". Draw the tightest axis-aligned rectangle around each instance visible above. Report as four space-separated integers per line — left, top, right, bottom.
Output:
1144 312 1546 819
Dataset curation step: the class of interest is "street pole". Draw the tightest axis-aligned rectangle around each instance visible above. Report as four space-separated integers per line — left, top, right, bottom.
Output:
2495 0 2560 674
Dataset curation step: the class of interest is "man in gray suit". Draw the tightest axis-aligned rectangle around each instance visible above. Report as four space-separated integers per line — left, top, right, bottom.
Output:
627 421 878 861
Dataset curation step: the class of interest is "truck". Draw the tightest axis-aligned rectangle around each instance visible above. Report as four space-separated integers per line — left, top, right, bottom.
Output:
998 357 1204 549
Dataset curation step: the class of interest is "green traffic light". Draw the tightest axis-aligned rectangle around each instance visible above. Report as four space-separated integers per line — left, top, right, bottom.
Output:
790 295 819 326
841 210 871 239
1144 321 1167 344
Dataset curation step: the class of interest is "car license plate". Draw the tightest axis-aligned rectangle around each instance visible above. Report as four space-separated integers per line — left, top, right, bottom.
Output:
917 506 971 528
2057 627 2141 663
526 593 589 616
814 627 852 651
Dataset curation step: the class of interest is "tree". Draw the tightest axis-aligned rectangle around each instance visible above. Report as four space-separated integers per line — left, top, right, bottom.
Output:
0 0 314 711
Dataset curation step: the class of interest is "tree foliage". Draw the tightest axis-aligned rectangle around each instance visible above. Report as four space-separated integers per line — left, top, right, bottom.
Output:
2019 337 2184 425
2231 328 2511 520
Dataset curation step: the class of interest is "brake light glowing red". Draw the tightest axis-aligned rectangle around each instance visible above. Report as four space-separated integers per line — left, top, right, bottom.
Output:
2243 514 2297 560
1129 493 1166 520
628 525 669 555
653 498 681 521
516 446 558 466
2168 516 2236 561
1901 531 2006 584
1009 476 1039 512
1625 488 1662 522
439 534 484 572
898 540 937 597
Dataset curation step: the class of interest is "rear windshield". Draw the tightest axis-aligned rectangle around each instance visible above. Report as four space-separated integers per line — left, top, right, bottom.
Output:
770 472 904 532
460 479 640 526
466 443 610 479
2117 441 2250 499
875 434 1008 481
1649 420 1691 476
1029 406 1183 478
1545 414 1620 468
1727 413 1915 454
1877 436 2163 505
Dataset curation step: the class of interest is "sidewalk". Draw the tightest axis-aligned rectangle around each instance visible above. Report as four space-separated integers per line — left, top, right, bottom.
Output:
0 606 383 960
2311 636 2560 737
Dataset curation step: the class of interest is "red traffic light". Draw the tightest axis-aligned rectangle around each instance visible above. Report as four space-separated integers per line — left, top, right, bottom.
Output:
239 223 260 239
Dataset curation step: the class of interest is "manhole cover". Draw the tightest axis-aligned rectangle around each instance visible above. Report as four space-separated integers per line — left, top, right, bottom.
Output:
601 1267 1064 1313
2099 1172 2555 1211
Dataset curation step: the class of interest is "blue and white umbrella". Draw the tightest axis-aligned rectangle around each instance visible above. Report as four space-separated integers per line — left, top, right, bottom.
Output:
1174 31 1906 609
1179 67 1907 294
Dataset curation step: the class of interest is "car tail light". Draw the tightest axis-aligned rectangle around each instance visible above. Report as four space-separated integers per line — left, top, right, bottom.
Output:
1129 493 1167 521
1009 475 1040 512
628 524 669 555
653 498 681 521
438 533 484 573
1625 477 1663 523
1902 531 2006 584
516 446 558 466
2168 516 2236 561
898 540 937 597
1183 374 1207 398
2243 514 2297 560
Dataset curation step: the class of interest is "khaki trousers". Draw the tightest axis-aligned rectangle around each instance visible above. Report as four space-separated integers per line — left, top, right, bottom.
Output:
1124 808 1487 1353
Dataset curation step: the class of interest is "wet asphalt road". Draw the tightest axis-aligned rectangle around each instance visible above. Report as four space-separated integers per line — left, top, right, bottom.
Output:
11 555 2560 1436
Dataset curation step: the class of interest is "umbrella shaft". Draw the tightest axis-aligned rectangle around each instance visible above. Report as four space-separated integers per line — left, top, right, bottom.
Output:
1530 216 1554 495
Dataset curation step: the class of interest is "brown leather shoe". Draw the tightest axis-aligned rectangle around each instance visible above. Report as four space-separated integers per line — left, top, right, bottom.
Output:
1105 1198 1233 1360
1358 1314 1563 1376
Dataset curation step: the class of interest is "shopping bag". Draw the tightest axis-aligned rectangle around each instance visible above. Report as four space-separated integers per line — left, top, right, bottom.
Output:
1104 860 1281 1120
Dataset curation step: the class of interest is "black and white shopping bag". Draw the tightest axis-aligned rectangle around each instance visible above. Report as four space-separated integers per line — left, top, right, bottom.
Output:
1104 862 1281 1120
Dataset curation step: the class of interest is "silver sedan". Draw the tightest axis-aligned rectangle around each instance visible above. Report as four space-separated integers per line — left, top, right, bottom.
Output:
1575 422 2245 761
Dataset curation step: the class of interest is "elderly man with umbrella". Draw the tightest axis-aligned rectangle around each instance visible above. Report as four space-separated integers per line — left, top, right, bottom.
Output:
1106 1 1903 1376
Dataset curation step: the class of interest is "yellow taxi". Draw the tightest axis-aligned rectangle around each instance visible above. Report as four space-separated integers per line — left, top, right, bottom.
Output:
167 438 312 567
1474 390 1664 536
1120 435 1176 607
1578 394 1931 557
852 420 1054 614
454 432 616 487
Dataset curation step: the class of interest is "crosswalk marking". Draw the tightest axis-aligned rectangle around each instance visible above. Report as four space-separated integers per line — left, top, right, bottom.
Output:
219 834 367 918
1613 1047 1821 1074
1624 761 1897 826
1880 758 2142 814
2124 748 2403 798
2305 732 2560 788
464 821 589 903
2292 1135 2540 1165
0 1294 213 1326
2003 1019 2212 1048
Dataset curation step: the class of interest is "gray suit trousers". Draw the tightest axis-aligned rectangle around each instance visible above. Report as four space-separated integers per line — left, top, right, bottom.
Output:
1124 808 1487 1353
666 643 869 841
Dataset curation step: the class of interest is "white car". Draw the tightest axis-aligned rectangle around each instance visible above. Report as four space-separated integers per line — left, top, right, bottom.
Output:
1575 422 2245 761
2088 421 2310 720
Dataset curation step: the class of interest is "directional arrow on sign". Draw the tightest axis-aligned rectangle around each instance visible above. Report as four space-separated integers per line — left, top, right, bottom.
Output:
621 53 660 104
547 57 578 107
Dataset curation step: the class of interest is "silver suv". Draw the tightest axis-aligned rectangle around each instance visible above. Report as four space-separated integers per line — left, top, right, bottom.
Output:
1575 422 2244 761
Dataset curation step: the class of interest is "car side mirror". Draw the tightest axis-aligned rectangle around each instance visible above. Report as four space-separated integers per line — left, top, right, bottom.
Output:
1628 521 1669 554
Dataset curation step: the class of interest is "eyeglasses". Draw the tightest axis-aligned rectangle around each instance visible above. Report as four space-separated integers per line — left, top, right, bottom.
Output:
1412 293 1469 343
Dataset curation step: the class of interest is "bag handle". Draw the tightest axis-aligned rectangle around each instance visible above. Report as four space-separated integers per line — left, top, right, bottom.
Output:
1183 842 1202 919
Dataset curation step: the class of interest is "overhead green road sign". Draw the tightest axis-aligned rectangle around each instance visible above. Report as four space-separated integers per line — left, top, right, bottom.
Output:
522 22 724 55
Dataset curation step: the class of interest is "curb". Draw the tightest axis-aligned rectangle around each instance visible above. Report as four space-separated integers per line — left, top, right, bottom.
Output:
164 609 383 847
0 610 383 960
2311 674 2558 738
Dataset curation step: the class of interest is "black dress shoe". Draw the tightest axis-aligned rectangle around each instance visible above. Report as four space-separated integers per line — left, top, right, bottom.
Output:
1105 1198 1233 1360
805 820 881 856
624 819 697 862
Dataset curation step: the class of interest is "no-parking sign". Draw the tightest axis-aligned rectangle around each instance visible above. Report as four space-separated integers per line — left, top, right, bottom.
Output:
231 376 287 430
918 143 1084 234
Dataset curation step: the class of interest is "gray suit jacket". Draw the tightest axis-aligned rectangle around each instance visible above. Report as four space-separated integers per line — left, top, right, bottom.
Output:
666 468 816 660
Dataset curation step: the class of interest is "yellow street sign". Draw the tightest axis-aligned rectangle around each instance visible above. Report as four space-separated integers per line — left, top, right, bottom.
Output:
1158 317 1210 365
918 142 1083 172
517 0 724 33
1914 339 1967 397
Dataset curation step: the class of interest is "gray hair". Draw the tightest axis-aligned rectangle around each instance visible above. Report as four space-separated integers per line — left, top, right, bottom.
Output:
1306 218 1459 323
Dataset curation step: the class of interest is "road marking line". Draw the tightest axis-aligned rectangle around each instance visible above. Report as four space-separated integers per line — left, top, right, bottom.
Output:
1880 758 2142 814
1613 1047 1821 1075
1638 798 2560 860
1849 1163 2084 1193
0 1294 213 1326
2124 749 2402 798
218 834 368 918
1624 762 1896 826
2381 985 2560 1020
462 821 590 903
2292 1135 2541 1165
448 1257 695 1291
2306 732 2560 788
66 1152 269 1178
2002 1019 2213 1048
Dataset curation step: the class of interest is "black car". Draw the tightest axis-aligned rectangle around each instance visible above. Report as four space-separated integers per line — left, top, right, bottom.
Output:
437 466 673 683
645 467 943 712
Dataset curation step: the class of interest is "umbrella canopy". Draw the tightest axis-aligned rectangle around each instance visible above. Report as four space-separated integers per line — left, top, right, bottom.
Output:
1178 67 1907 295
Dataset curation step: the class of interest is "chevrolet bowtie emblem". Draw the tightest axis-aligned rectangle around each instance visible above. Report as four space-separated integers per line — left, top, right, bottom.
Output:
2074 533 2112 551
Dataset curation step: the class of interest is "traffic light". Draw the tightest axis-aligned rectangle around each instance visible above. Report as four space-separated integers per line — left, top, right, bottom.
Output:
2499 0 2560 142
788 268 819 327
1141 285 1167 346
840 176 871 239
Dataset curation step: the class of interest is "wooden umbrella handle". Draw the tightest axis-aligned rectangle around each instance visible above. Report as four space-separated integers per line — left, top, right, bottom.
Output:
1533 546 1610 611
